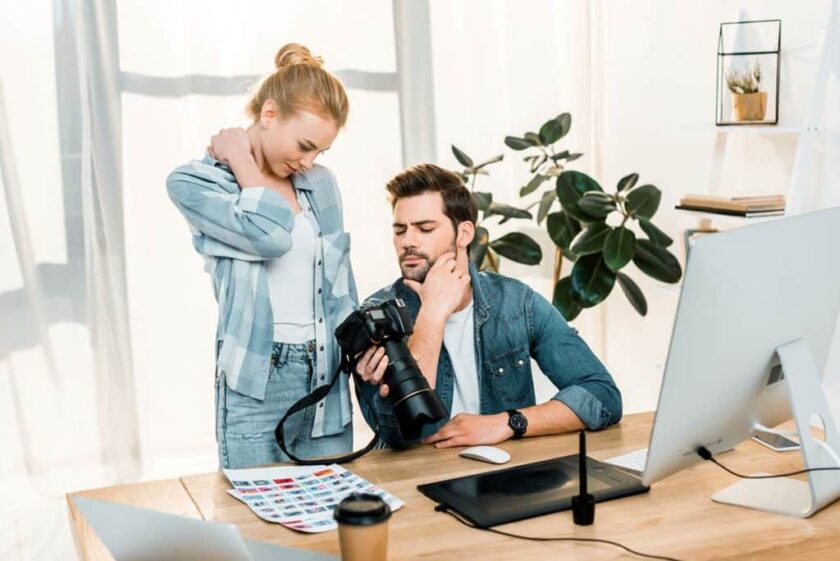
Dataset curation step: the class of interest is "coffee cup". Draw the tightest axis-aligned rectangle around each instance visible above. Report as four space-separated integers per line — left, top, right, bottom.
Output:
334 493 391 561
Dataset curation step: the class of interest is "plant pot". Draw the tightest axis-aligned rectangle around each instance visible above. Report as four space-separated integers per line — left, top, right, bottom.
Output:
731 91 768 121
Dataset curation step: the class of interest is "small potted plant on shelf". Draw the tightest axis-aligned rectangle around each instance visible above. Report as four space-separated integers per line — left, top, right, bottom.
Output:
726 60 767 121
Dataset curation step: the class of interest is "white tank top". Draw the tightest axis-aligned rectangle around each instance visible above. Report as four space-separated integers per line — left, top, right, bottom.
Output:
265 212 317 343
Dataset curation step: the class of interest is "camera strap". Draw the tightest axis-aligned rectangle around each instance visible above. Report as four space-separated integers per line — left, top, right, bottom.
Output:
274 359 382 465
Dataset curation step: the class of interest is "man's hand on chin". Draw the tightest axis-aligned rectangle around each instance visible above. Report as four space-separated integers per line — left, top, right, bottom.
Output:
422 413 514 449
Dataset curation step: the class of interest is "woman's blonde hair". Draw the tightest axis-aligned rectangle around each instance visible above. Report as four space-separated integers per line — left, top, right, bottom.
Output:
246 43 349 127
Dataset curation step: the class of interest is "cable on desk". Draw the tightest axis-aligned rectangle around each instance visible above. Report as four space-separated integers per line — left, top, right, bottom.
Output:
434 504 683 561
696 446 840 479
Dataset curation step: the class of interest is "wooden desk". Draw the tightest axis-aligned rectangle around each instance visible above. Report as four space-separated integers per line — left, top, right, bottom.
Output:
67 412 840 560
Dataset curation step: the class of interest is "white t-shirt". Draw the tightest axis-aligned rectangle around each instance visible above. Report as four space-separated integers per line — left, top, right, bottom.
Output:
443 299 480 416
265 212 317 343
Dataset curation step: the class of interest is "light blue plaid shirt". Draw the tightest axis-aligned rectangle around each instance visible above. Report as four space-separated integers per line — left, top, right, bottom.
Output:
167 156 357 438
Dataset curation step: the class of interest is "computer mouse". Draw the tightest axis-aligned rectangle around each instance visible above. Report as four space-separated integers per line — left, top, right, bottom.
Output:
459 446 511 464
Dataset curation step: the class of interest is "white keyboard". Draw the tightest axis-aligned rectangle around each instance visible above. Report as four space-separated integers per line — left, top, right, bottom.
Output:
604 448 648 475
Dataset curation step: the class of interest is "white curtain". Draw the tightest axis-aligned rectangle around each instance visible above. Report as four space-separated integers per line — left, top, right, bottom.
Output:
0 1 402 558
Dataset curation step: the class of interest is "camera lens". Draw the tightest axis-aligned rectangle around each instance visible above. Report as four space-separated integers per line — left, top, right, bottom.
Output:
382 341 446 440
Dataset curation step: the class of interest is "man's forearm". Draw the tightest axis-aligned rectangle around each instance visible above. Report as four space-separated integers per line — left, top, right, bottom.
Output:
520 399 585 437
407 308 446 390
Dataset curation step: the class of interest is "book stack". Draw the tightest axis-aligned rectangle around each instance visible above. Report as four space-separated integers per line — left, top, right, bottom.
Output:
676 193 785 217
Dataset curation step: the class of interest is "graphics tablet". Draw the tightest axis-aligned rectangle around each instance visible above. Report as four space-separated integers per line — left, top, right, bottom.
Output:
417 454 649 527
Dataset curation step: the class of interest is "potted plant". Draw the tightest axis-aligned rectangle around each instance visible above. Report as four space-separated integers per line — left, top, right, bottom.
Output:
725 61 767 121
453 112 683 321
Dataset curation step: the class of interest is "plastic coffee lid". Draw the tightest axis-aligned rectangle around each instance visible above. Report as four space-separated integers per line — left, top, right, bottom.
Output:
334 493 391 526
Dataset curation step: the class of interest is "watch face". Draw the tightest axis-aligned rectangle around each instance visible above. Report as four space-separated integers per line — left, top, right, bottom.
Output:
510 413 527 432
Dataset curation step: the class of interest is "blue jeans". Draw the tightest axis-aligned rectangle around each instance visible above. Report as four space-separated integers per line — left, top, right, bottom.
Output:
215 340 353 469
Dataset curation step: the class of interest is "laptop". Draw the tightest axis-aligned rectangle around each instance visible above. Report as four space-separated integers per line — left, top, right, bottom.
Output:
73 497 337 561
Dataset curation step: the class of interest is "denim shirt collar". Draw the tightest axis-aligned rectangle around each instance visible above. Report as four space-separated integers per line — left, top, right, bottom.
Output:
467 262 491 328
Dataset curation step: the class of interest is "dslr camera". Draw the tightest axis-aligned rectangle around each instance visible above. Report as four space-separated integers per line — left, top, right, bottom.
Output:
336 299 446 441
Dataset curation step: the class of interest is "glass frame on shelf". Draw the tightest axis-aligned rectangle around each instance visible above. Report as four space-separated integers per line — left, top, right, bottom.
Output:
716 19 781 126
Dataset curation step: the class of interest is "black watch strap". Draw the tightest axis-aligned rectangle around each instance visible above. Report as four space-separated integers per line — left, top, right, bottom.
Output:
506 409 527 440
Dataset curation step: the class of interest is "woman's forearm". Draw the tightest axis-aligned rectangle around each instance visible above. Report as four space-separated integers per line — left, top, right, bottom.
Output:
228 152 266 189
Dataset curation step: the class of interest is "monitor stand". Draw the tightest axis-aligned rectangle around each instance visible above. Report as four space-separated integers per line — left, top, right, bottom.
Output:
712 338 840 517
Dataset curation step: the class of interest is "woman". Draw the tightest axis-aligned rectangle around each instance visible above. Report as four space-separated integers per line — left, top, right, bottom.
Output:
167 44 358 469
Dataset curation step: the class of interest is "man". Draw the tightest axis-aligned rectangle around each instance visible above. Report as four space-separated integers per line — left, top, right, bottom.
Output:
356 163 622 449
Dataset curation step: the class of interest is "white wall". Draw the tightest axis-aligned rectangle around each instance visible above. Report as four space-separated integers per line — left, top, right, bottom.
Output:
423 0 835 413
598 0 833 412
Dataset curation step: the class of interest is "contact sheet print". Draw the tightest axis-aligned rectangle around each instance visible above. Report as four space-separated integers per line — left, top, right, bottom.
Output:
224 464 404 533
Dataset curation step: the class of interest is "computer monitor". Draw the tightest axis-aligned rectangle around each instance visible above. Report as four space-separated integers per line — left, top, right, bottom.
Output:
641 207 840 517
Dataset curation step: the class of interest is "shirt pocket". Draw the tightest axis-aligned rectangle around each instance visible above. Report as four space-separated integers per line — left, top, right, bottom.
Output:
322 231 352 299
484 347 533 404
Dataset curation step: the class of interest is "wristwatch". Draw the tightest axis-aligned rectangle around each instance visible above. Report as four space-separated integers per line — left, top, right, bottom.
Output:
506 409 528 440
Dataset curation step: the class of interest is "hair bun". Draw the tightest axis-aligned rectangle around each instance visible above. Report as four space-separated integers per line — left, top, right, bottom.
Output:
274 43 324 70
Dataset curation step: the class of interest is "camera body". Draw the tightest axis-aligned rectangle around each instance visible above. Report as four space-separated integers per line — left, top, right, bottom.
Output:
336 299 446 441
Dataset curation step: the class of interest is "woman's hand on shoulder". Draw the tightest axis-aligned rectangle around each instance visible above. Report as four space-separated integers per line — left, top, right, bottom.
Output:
208 128 251 166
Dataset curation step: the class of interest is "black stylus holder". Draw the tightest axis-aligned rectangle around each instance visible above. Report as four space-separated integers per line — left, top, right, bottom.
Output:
572 430 596 525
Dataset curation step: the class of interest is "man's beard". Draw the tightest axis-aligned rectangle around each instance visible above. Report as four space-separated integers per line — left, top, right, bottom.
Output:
399 242 457 283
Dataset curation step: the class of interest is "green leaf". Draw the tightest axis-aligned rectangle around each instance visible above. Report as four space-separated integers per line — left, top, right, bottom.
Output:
537 190 557 224
524 132 542 146
553 276 582 321
451 145 473 168
542 113 572 144
570 222 611 255
485 202 532 221
603 226 636 271
571 253 616 308
617 172 639 192
633 239 682 283
504 136 532 151
546 211 581 251
556 113 572 138
638 218 673 248
625 184 662 219
473 191 492 212
539 116 566 145
519 174 548 197
565 153 583 162
616 272 648 316
578 191 616 220
555 171 603 222
490 232 542 265
469 226 489 268
550 150 571 161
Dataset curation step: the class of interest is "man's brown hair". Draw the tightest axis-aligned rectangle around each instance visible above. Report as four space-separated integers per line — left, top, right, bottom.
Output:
385 163 478 231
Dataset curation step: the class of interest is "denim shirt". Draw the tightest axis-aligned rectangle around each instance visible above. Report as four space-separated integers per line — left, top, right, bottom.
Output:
167 156 358 438
357 264 623 448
